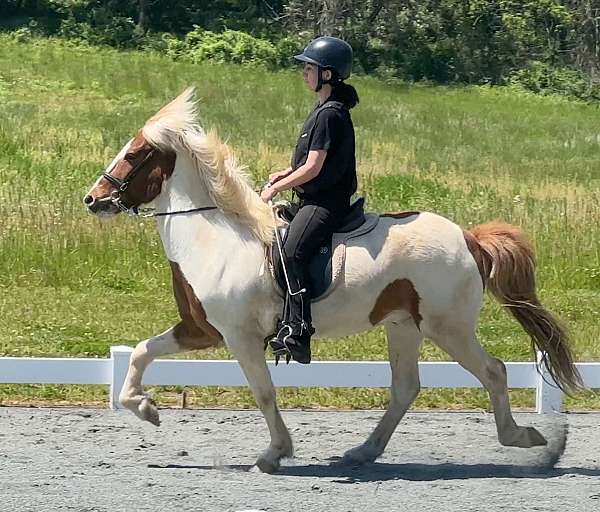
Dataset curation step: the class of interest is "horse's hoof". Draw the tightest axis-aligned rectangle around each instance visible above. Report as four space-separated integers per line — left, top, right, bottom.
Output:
139 397 161 427
340 445 380 465
255 456 280 474
523 427 548 447
500 426 547 448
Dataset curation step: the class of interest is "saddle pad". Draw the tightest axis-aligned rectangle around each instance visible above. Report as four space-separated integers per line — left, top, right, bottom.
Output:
269 213 379 302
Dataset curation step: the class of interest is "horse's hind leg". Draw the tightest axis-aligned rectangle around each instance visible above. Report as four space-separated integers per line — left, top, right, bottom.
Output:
342 323 423 464
432 329 547 447
119 322 217 426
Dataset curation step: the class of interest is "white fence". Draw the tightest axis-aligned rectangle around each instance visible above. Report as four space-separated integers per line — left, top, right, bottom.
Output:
1 346 599 414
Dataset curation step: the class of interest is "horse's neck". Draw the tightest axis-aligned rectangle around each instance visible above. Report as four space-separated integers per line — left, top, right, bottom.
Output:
155 153 213 216
155 154 267 298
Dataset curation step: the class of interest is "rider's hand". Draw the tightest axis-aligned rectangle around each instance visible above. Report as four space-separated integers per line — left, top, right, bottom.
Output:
261 184 277 203
268 169 289 185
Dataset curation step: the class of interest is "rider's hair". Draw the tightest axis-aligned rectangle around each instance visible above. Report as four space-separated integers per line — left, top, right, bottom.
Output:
328 70 359 109
335 82 359 109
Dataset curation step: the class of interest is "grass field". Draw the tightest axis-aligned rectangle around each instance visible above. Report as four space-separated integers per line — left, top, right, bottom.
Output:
1 35 599 410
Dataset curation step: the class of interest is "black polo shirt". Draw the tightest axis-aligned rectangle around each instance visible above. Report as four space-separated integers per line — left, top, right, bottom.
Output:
291 92 357 206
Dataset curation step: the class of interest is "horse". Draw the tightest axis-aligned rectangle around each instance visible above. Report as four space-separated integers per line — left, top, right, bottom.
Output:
84 87 582 473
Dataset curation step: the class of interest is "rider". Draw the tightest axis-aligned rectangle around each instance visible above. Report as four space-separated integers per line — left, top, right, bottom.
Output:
260 36 359 364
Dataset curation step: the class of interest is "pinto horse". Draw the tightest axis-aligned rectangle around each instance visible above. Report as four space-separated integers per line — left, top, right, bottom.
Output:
84 88 582 473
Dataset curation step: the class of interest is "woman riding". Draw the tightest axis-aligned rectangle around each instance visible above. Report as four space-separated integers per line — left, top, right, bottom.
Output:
260 36 359 364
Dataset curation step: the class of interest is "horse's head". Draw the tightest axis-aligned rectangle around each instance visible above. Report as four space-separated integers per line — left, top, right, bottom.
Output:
83 131 176 216
83 87 275 244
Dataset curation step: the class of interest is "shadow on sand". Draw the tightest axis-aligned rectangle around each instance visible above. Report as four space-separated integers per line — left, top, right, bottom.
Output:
147 460 600 483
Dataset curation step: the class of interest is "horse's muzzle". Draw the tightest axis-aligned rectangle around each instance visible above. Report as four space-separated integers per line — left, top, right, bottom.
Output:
83 195 120 216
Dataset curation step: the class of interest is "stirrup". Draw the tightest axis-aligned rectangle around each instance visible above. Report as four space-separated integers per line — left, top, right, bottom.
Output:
268 325 293 366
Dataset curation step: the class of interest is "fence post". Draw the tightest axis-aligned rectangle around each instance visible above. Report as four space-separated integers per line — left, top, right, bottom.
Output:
110 345 133 410
535 351 563 414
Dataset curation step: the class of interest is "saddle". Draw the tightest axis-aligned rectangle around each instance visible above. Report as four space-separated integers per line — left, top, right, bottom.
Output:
268 197 379 302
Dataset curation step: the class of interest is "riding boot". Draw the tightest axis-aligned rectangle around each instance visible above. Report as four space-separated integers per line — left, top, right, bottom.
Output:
282 287 315 363
270 272 315 364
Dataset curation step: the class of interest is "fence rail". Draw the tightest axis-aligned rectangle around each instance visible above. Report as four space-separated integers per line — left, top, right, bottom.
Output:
1 346 598 414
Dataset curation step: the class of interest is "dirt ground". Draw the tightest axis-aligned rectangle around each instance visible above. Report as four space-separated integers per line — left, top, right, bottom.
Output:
1 408 599 512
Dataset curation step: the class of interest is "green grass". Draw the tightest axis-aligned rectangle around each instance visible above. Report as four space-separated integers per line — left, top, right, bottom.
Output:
1 35 599 410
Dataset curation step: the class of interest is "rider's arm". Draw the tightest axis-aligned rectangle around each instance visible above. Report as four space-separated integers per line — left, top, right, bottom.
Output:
270 150 326 192
269 166 293 183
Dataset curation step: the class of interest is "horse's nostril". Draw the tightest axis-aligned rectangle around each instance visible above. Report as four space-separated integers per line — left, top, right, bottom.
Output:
83 195 94 206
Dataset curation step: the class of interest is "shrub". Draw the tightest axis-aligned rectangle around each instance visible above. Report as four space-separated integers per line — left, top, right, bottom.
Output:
9 20 45 43
11 26 34 43
273 35 305 67
510 62 600 102
58 14 141 48
168 26 278 67
164 33 187 59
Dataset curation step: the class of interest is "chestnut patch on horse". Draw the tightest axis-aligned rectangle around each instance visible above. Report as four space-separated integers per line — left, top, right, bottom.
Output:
380 211 420 219
169 261 222 349
123 134 176 206
131 153 175 204
462 229 491 288
369 278 423 328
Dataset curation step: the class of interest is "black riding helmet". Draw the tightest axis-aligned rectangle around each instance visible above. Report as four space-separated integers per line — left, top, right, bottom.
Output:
294 36 353 90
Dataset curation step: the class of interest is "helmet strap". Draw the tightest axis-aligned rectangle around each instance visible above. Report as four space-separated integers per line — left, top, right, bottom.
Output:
316 67 338 92
315 67 324 92
315 67 343 92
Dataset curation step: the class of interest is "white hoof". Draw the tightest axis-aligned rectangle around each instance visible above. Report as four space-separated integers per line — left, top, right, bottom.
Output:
255 456 280 474
340 444 381 465
138 396 161 426
120 393 161 426
254 443 293 474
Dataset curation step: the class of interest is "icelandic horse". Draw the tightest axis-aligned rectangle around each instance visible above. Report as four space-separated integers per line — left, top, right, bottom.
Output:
84 88 582 473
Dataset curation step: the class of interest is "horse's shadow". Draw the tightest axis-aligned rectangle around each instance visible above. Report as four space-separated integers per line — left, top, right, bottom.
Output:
148 460 600 483
278 461 600 482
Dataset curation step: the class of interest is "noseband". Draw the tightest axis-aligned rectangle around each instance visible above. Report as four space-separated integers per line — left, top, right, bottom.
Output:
101 148 218 218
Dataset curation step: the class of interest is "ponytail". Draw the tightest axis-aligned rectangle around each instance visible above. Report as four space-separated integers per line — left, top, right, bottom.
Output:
324 69 360 109
334 82 359 109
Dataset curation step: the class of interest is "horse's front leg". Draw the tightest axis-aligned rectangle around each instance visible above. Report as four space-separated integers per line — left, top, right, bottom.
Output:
119 323 218 426
226 328 293 474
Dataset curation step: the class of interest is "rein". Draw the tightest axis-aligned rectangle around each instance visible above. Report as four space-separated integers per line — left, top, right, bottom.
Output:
129 205 219 218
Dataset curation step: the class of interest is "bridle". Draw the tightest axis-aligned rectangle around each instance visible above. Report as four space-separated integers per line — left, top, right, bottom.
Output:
101 148 218 218
102 148 157 214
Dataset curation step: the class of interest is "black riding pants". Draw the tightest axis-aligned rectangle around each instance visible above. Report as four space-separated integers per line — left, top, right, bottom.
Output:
282 198 349 332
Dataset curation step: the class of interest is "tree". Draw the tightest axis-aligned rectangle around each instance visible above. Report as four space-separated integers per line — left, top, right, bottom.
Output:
137 0 150 33
574 0 600 86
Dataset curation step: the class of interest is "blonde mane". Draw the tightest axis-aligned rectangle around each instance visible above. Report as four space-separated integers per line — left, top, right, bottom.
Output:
142 87 275 245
